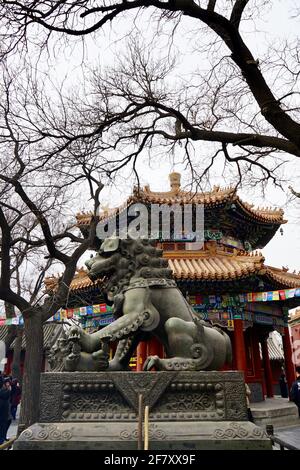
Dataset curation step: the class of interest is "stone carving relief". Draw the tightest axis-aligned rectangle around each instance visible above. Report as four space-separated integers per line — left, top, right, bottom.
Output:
213 422 267 440
120 424 166 441
21 424 72 441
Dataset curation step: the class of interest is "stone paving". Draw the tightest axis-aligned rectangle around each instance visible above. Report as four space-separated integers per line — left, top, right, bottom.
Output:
251 396 299 428
275 426 300 450
272 425 300 450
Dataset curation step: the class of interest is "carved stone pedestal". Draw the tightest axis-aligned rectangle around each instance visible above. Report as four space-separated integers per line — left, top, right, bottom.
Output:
14 371 271 450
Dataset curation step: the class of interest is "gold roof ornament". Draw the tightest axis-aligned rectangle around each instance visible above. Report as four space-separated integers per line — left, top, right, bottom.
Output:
100 204 110 217
169 172 181 194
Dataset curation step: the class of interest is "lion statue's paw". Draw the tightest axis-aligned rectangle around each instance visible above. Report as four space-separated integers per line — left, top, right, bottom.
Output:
143 355 161 371
91 349 109 369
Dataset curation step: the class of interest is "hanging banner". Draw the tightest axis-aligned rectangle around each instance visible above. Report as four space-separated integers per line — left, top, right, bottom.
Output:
1 285 299 326
46 303 115 322
0 316 22 326
190 287 300 307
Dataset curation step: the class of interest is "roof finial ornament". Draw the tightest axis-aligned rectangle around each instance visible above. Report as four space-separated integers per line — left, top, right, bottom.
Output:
169 172 181 194
101 204 110 216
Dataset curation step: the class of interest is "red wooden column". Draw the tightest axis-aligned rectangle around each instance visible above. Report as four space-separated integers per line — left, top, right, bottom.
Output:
252 330 263 380
252 330 266 399
136 341 147 372
147 337 164 358
233 319 247 374
261 336 274 398
282 326 296 393
261 369 267 398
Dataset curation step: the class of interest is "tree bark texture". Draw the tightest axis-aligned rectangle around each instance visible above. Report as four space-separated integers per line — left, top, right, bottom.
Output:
18 312 43 432
11 328 23 383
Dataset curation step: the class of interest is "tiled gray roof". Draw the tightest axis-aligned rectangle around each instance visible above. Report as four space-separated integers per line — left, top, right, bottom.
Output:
0 323 64 350
259 336 284 361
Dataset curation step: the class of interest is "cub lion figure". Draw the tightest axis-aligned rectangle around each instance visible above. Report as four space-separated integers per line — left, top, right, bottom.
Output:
50 238 232 372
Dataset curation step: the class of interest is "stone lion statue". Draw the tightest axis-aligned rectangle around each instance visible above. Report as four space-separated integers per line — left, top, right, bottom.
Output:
49 237 232 372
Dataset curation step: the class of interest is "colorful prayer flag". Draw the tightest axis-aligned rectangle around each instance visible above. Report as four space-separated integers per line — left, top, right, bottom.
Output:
67 309 74 319
272 291 279 301
53 311 60 321
86 306 93 315
279 290 286 300
286 289 296 299
80 307 87 316
93 304 100 314
60 309 67 319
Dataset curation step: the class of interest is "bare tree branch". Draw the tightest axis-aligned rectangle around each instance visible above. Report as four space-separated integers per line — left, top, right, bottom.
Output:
230 0 250 28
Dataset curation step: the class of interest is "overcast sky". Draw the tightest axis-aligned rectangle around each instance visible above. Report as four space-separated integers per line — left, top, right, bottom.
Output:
19 1 300 273
77 0 300 272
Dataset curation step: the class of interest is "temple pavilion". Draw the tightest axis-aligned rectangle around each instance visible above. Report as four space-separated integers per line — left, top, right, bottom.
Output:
45 173 300 401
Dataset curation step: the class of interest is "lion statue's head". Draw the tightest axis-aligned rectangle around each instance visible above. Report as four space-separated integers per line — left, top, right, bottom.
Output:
85 237 173 299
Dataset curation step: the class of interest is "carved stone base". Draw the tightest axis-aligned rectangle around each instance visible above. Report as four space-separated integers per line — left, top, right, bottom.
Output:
14 371 271 450
14 421 270 450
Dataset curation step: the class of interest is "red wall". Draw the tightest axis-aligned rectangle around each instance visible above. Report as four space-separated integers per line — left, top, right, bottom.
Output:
290 324 300 366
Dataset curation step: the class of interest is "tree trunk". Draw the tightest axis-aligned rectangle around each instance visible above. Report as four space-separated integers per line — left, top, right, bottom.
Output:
18 312 43 433
11 327 23 382
4 302 17 352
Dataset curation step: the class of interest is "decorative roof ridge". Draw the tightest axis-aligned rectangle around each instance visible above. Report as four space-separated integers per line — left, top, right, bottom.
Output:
241 201 284 214
76 211 94 218
75 179 285 226
264 264 300 279
162 248 265 262
44 267 94 293
44 253 300 293
237 250 265 263
45 266 88 281
138 181 285 223
236 199 286 224
135 183 236 199
289 309 300 322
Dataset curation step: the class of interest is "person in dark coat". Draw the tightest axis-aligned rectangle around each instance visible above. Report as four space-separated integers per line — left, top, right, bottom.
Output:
0 376 11 444
279 369 288 398
10 378 21 420
290 366 300 418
